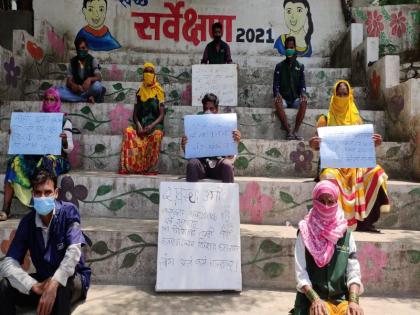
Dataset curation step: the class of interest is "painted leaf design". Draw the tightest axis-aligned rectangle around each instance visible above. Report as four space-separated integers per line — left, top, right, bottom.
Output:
137 68 143 76
97 185 112 196
161 67 171 74
265 148 281 158
94 144 106 154
234 157 249 170
280 191 294 204
84 121 96 131
306 204 312 211
115 92 126 102
113 83 123 91
386 146 400 158
128 234 144 243
407 250 420 264
80 106 92 115
238 142 247 153
148 193 160 205
91 241 108 255
167 142 178 152
163 76 170 84
57 63 67 71
408 188 420 196
179 71 190 79
120 253 137 269
251 114 263 123
40 82 53 91
169 90 179 99
263 262 284 278
259 239 281 254
109 199 126 211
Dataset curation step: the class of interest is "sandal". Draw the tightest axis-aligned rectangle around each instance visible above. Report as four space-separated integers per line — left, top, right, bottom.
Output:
0 211 10 221
286 133 295 141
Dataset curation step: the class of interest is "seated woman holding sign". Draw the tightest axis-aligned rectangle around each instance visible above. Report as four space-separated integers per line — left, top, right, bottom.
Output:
292 180 364 315
119 62 165 175
181 93 241 183
1 88 74 221
309 80 390 233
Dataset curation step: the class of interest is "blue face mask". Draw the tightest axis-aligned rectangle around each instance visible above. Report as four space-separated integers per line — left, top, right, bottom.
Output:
33 197 55 216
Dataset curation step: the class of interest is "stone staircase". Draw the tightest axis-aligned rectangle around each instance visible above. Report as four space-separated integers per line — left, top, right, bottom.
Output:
1 16 420 314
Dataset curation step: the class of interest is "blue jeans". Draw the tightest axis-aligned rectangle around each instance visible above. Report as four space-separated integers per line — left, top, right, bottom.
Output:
58 81 105 103
282 98 301 109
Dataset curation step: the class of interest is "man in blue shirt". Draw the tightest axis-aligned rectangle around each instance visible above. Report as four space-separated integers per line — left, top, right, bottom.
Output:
0 170 91 315
273 36 308 140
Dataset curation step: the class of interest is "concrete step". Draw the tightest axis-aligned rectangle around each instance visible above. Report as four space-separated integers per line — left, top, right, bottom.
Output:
21 80 371 109
45 63 350 87
1 219 419 295
67 50 330 68
1 173 418 230
15 286 420 315
0 102 386 141
0 132 412 180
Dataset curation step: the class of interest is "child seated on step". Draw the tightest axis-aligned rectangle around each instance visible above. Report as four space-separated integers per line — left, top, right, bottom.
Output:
180 93 241 183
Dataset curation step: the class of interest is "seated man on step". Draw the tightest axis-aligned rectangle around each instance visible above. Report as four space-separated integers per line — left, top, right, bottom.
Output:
273 36 308 140
0 169 91 315
58 36 106 104
181 93 241 183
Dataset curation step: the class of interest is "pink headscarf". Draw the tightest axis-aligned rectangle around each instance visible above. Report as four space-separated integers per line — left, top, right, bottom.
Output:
298 180 348 268
42 87 61 113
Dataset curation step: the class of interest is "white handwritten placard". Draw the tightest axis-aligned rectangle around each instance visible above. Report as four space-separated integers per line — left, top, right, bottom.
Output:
8 112 64 155
184 113 237 159
318 124 376 169
192 64 238 107
156 181 242 292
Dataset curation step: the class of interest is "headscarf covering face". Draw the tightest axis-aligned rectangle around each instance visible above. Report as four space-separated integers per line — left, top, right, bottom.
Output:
137 62 165 103
42 87 61 113
327 80 361 126
298 180 348 268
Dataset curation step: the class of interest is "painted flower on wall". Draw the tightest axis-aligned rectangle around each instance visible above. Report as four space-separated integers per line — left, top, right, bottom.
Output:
47 29 65 57
290 142 313 172
240 182 274 224
389 94 404 117
108 64 124 81
390 11 407 38
1 230 31 271
58 176 88 207
68 139 82 169
369 70 381 100
26 41 44 61
4 57 21 88
109 103 132 133
366 11 384 37
358 243 388 283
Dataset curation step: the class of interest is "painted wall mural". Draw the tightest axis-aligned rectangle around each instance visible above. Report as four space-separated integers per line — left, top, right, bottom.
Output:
33 0 346 57
274 0 314 57
77 0 121 51
353 5 420 56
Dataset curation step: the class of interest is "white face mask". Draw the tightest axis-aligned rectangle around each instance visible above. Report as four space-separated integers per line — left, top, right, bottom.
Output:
204 110 213 114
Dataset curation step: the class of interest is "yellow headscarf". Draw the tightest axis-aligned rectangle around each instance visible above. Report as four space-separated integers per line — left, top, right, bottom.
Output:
137 62 165 103
327 80 362 126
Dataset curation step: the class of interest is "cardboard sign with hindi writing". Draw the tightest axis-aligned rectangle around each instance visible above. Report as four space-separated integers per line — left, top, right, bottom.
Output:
318 124 376 169
156 181 242 291
192 64 238 107
8 112 64 155
184 113 237 159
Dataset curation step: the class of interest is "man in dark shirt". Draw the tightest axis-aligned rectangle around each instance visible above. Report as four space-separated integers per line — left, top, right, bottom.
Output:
273 36 308 140
201 22 233 64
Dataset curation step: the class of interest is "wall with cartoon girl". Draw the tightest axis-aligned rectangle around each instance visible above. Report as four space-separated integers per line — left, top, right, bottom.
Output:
274 0 314 57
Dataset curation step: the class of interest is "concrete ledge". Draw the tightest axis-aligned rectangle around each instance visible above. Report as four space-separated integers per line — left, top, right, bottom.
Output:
0 173 418 229
0 102 385 141
1 219 419 295
20 80 369 109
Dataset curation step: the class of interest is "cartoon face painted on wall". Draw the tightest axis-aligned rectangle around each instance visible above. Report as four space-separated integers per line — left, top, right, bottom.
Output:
274 0 314 57
76 0 122 51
